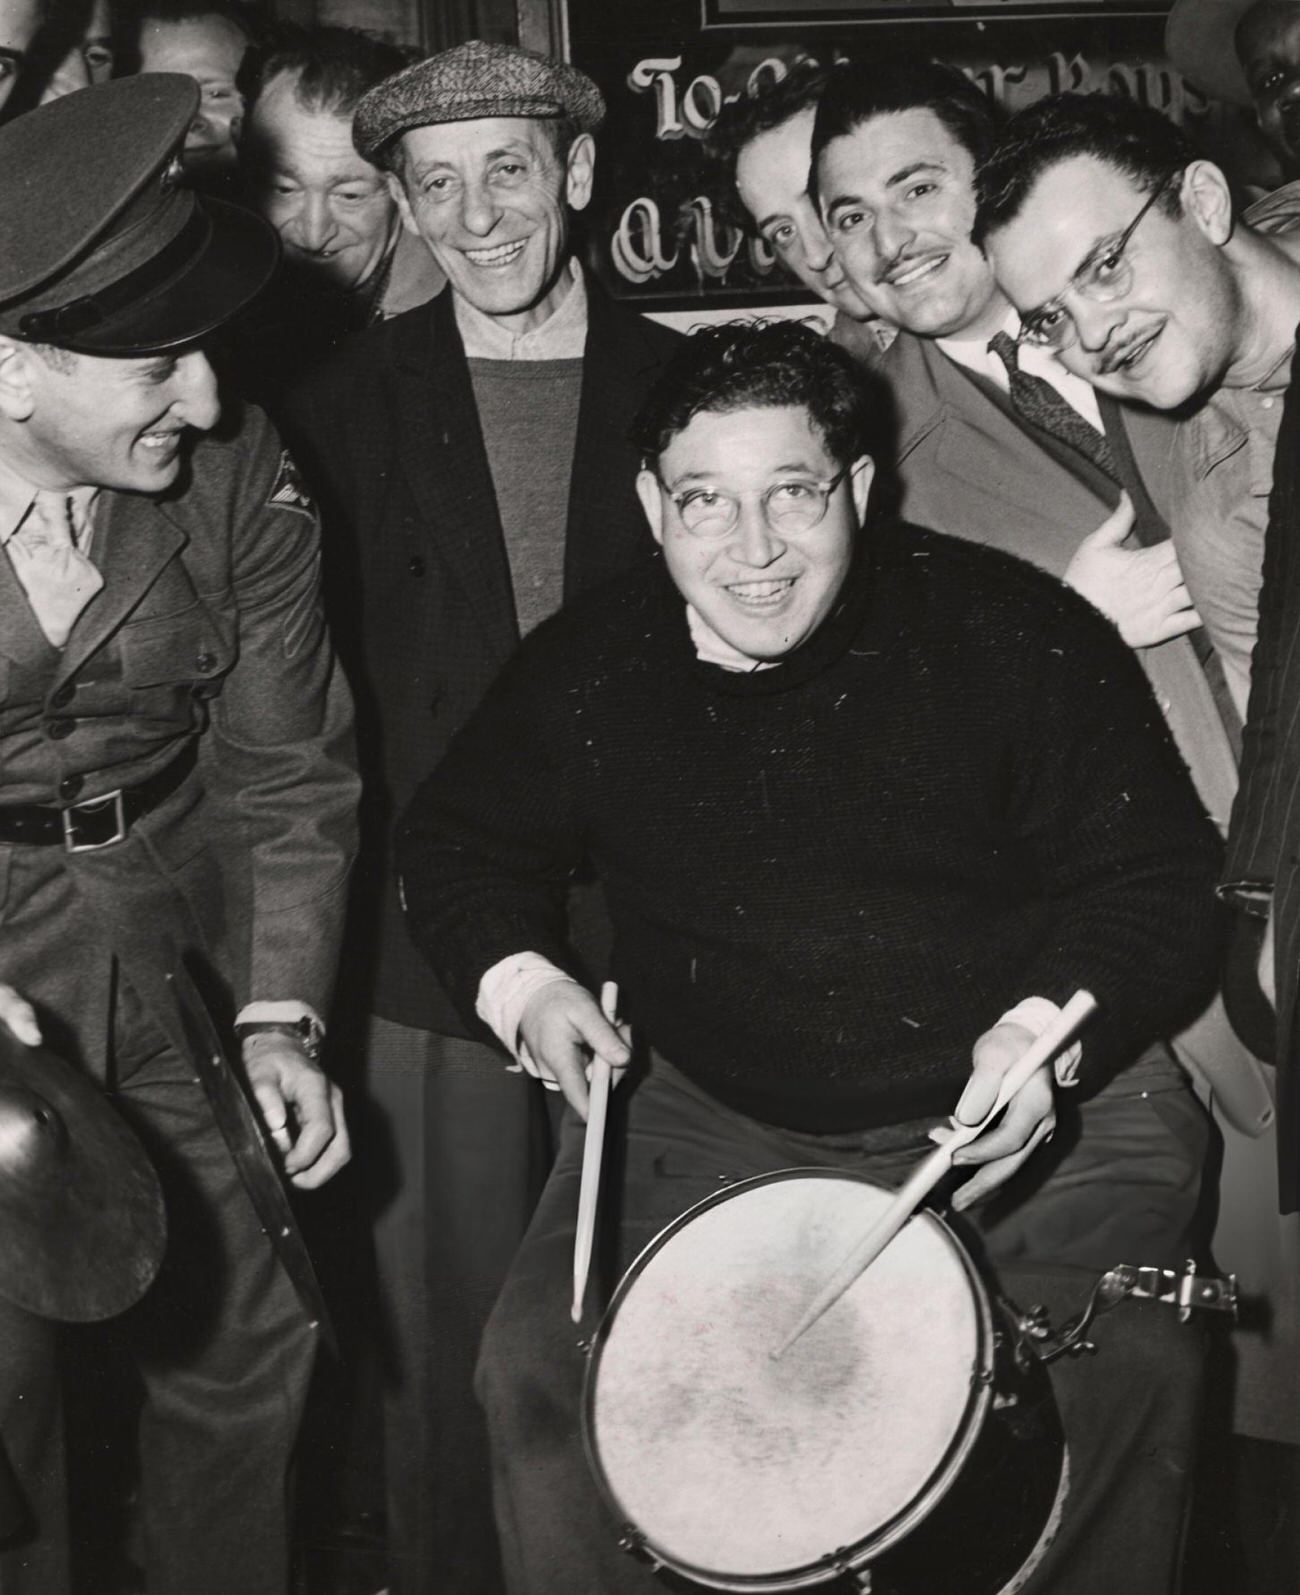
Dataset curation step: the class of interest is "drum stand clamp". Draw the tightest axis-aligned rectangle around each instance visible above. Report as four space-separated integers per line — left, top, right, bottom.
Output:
1003 1260 1238 1371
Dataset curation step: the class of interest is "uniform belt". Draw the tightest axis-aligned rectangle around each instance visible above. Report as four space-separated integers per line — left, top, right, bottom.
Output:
0 744 197 852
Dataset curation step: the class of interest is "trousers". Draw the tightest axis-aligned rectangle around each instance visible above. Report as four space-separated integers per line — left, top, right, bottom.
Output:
477 1050 1211 1595
0 983 316 1595
362 1017 557 1595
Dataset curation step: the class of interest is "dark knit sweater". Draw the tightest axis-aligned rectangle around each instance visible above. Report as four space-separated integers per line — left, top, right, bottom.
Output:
398 520 1222 1132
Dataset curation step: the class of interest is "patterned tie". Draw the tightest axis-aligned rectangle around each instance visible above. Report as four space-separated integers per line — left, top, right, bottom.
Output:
7 489 104 647
987 330 1116 478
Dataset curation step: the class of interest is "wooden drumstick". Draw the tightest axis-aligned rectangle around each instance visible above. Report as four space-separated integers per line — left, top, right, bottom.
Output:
571 981 621 1325
770 989 1098 1360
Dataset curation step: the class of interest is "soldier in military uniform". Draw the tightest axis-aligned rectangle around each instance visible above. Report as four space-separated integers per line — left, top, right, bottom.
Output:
0 74 358 1594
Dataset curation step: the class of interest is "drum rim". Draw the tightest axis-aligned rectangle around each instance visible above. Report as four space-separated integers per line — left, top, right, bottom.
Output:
582 1166 995 1592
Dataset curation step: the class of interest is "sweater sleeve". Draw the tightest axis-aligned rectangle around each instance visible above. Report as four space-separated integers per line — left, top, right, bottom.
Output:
1005 583 1224 1083
396 644 588 1040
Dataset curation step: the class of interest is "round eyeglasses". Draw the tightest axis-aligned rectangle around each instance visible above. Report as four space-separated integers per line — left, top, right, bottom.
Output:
1016 168 1181 353
666 465 851 540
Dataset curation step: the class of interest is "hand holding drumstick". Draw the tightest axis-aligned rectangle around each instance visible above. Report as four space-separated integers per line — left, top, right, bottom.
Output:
772 991 1098 1359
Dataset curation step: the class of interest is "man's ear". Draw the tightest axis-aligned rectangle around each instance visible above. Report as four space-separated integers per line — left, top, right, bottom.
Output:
0 339 38 422
565 133 596 215
386 168 420 237
636 466 665 546
1181 159 1234 247
850 455 875 520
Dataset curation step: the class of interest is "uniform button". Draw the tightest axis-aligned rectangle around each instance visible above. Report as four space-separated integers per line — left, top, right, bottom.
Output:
49 682 74 709
195 651 216 674
45 719 74 740
1262 396 1276 410
59 774 83 801
408 555 426 577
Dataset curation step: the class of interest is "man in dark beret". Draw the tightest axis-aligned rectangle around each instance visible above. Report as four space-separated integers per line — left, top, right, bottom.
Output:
0 74 358 1595
280 35 681 1595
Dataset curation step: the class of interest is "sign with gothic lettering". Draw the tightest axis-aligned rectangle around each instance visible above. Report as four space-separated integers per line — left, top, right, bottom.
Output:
564 0 1253 311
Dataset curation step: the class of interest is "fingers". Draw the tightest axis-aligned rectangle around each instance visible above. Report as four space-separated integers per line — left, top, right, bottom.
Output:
954 1021 1035 1126
518 983 632 1121
244 1044 350 1188
280 1062 335 1177
247 1070 293 1156
1086 491 1134 546
0 984 41 1047
290 1081 352 1191
952 1115 1055 1210
1142 603 1203 645
952 1073 1053 1163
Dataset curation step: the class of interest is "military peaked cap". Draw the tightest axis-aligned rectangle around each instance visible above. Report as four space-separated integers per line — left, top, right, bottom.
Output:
0 76 278 355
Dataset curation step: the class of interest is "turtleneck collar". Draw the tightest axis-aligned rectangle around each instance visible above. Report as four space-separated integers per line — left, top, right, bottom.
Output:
667 529 883 697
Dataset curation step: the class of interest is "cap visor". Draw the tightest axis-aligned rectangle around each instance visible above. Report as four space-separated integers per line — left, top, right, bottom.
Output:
58 199 280 357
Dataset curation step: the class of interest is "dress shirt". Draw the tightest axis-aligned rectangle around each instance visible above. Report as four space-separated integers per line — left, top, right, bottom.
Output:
937 308 1104 433
1166 368 1287 720
453 258 588 360
0 455 99 558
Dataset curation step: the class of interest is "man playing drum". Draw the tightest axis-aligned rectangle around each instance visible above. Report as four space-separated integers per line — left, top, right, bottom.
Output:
398 320 1221 1594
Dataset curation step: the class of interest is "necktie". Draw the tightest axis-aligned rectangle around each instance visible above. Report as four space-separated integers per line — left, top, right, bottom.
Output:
7 489 104 647
987 330 1117 479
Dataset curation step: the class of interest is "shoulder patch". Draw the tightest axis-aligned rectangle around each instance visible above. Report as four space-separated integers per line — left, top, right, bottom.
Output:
267 449 315 520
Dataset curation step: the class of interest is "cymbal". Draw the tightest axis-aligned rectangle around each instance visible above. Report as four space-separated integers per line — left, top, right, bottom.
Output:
0 1030 165 1323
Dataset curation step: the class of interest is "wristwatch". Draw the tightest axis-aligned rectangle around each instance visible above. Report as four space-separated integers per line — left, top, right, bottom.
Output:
234 1016 324 1064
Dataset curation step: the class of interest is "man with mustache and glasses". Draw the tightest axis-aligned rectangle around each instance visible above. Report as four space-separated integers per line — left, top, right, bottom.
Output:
808 47 1281 1430
977 90 1300 1573
281 38 680 1595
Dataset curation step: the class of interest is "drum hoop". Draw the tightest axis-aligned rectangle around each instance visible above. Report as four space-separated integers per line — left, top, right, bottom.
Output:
582 1167 996 1592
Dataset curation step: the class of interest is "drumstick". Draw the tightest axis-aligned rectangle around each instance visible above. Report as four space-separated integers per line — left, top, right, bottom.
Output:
771 989 1098 1360
571 980 620 1325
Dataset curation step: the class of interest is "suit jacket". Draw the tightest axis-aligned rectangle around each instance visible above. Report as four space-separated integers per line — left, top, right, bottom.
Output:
877 328 1269 1130
1222 343 1300 1208
0 401 359 1076
282 279 683 1032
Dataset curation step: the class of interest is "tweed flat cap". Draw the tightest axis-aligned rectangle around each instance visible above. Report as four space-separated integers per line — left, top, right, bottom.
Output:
0 76 277 354
353 39 605 162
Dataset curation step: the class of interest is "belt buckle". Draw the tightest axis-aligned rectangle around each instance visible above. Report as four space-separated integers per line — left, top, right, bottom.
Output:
62 789 127 853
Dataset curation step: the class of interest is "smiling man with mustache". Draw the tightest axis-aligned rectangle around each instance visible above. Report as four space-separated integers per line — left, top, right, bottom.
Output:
978 93 1300 1561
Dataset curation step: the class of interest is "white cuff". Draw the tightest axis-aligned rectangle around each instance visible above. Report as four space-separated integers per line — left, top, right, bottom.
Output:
477 952 580 1067
236 1000 323 1031
998 996 1083 1087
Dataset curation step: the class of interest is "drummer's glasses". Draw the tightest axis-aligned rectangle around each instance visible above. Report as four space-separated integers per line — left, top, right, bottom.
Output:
1016 168 1182 353
667 465 851 540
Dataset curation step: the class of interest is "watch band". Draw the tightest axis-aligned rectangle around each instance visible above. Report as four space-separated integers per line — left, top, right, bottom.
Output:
234 1017 324 1063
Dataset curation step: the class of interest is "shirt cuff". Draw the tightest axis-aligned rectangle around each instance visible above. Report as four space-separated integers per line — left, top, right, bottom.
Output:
235 1000 324 1031
477 952 580 1067
999 996 1083 1087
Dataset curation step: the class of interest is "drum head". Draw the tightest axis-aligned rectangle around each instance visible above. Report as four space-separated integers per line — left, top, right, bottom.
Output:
585 1171 991 1590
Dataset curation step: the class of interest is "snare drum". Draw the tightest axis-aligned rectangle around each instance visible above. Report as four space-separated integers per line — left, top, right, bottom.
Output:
584 1170 1067 1594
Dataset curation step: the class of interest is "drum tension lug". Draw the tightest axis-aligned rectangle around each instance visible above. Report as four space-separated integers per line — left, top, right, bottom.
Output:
574 1336 592 1356
618 1524 650 1562
819 1545 866 1585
